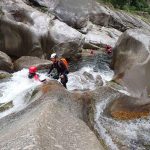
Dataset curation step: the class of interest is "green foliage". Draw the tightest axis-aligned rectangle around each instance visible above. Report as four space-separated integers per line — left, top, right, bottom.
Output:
99 0 150 14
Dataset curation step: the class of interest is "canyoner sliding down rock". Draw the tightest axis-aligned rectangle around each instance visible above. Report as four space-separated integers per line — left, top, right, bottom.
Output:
0 0 150 149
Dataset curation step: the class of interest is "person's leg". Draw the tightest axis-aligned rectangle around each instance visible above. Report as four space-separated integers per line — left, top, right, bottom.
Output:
61 74 68 88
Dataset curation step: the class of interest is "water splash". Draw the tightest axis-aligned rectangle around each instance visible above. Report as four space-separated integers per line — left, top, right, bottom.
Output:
95 98 119 150
0 69 47 118
95 95 150 149
67 66 114 91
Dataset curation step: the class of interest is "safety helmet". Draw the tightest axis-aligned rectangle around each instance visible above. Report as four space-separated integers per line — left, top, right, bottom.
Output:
29 66 37 73
50 53 57 59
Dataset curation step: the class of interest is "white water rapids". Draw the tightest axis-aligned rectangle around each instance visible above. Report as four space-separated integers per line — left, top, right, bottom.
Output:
0 66 150 149
0 66 113 119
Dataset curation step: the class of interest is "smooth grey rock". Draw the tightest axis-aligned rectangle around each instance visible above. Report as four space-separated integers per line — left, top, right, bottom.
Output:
112 29 150 97
14 56 52 71
0 51 13 72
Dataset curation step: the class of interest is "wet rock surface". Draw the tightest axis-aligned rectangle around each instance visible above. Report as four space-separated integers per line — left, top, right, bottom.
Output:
0 81 104 150
108 95 150 120
0 101 13 112
25 0 150 32
0 51 13 72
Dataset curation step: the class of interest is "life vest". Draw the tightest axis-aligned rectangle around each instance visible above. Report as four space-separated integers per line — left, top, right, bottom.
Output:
34 74 39 81
60 58 69 69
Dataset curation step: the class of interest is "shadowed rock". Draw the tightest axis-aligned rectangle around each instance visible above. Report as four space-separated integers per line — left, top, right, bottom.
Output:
14 56 52 71
0 0 84 59
112 29 150 97
90 2 150 32
108 95 150 120
0 101 13 112
0 51 13 72
0 0 53 57
26 0 91 29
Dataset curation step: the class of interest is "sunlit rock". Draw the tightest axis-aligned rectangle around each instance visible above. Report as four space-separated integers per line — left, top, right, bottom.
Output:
0 0 53 57
0 81 104 150
49 19 83 44
26 0 91 29
84 22 122 48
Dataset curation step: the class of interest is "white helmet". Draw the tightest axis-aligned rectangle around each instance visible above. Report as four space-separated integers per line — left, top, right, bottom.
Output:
50 53 57 59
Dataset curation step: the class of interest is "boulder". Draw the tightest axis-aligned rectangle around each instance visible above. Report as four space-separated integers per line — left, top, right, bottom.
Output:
48 19 84 45
112 29 150 97
14 56 52 71
0 81 104 150
108 95 150 120
0 0 85 58
90 2 150 32
51 41 83 60
0 51 13 72
27 0 91 29
84 22 122 48
0 70 12 79
0 0 54 57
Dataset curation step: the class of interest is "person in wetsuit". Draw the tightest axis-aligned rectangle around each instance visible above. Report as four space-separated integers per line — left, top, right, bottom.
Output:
28 66 46 82
47 53 69 88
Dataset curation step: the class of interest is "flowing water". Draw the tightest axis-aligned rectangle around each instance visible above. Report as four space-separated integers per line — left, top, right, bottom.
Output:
95 98 150 150
0 53 149 150
68 54 150 150
0 53 113 119
0 69 43 118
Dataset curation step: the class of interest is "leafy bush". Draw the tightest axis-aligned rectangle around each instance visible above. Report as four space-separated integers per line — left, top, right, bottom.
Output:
99 0 150 14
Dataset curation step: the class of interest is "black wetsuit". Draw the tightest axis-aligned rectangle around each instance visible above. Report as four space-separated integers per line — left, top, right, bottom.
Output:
48 60 69 88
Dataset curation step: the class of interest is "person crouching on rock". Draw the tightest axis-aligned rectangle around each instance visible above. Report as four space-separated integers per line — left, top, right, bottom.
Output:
47 53 69 88
28 66 46 82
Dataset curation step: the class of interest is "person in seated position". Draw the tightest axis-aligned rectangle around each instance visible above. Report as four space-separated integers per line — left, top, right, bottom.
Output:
28 66 46 82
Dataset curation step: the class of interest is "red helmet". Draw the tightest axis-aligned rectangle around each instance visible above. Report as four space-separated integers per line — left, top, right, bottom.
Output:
29 66 37 73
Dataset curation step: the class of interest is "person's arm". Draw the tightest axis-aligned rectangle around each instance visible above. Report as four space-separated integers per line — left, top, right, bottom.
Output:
47 64 54 75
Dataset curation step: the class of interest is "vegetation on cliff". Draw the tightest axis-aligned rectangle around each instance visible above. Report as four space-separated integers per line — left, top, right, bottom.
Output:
99 0 150 14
